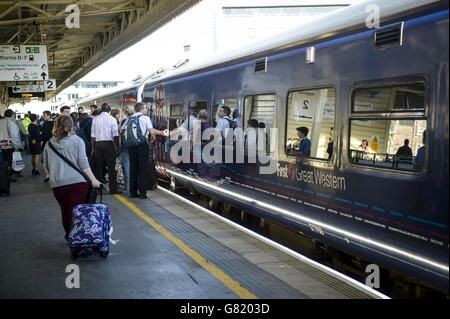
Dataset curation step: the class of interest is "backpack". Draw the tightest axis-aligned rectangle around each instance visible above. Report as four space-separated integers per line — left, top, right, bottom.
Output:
223 118 237 147
78 123 89 153
126 115 146 147
225 118 237 130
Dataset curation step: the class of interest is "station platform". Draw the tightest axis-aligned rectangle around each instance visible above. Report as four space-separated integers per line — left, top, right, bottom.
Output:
0 156 386 299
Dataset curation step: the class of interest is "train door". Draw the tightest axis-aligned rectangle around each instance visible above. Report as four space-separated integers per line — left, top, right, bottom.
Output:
165 101 185 166
212 97 239 166
141 84 167 173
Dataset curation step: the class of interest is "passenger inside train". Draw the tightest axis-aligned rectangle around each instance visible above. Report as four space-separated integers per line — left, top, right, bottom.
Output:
245 119 259 151
395 139 413 164
349 83 427 171
285 88 335 159
296 127 311 156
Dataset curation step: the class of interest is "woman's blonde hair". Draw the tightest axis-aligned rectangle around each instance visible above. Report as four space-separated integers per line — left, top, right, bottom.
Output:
52 115 74 142
123 105 134 117
198 109 207 120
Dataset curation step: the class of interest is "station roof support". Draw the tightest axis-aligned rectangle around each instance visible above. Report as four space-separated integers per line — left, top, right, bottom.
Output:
0 0 202 111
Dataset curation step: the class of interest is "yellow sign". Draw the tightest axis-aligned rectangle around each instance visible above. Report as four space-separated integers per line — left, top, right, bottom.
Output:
370 136 379 152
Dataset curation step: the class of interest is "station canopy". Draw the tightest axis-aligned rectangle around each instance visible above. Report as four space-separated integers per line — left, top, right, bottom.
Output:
0 0 201 109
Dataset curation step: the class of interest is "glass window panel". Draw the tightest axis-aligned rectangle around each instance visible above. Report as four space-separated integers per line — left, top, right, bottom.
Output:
352 83 426 112
286 88 335 159
213 97 238 128
188 101 208 141
169 103 183 131
244 94 277 153
349 119 427 171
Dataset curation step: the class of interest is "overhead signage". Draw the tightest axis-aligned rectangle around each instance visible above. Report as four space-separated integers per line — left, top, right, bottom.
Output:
7 87 45 98
0 45 48 81
9 84 44 93
9 80 56 93
44 79 56 91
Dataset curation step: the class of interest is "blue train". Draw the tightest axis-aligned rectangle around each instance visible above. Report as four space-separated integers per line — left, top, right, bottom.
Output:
78 0 449 294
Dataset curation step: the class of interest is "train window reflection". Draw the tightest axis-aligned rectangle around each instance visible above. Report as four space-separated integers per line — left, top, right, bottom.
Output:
352 83 425 112
169 103 184 131
286 88 335 160
349 119 427 171
349 81 428 171
243 94 277 153
213 97 238 128
189 100 208 141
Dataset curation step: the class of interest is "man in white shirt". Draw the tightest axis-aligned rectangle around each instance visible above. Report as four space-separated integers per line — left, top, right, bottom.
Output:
91 103 121 194
127 102 168 199
0 109 22 181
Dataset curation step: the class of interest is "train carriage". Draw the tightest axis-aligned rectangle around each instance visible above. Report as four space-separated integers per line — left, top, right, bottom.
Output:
76 84 139 112
139 0 448 293
77 0 448 294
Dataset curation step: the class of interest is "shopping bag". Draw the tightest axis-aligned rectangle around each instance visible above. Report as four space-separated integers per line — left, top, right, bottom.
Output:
12 151 25 171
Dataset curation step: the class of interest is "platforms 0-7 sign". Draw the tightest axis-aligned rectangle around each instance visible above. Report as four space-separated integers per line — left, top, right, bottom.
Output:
0 45 48 81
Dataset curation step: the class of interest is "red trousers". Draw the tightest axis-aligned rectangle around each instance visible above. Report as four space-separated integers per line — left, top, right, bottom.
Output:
52 182 89 237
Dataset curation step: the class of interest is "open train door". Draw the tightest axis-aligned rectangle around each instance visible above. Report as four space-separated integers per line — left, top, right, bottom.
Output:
142 84 169 180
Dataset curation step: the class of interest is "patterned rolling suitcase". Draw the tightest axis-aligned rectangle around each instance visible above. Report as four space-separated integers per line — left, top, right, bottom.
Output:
68 203 113 260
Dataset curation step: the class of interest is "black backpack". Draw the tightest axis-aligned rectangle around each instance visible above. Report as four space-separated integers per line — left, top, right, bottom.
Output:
225 118 237 130
223 118 237 147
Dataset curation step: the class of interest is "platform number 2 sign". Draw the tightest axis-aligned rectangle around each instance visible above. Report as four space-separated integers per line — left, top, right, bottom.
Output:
44 79 56 91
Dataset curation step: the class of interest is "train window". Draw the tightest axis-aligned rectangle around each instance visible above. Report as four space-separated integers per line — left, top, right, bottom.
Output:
349 82 427 171
352 83 425 112
213 97 238 128
285 88 335 159
169 103 184 131
188 101 208 140
243 94 277 153
189 100 207 117
170 103 183 117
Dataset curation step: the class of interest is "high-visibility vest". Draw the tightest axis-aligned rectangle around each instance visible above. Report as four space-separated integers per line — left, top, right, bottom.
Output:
22 117 31 135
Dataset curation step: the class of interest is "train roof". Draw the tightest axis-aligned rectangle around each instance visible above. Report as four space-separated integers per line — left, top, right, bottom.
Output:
76 82 138 105
142 0 444 88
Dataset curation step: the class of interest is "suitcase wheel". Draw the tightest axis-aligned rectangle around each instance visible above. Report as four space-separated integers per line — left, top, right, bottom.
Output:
100 251 108 259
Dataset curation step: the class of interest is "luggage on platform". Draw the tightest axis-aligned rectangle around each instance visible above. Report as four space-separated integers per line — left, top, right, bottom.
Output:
67 189 115 260
147 159 158 190
0 161 10 196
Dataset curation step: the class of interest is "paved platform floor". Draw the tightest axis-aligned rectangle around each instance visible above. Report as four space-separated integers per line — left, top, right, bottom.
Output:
0 155 379 299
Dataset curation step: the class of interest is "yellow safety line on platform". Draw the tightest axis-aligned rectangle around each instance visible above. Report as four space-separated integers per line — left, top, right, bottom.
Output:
114 194 258 299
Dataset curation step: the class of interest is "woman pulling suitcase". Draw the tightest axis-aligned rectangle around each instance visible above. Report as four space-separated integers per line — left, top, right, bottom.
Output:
43 115 101 242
